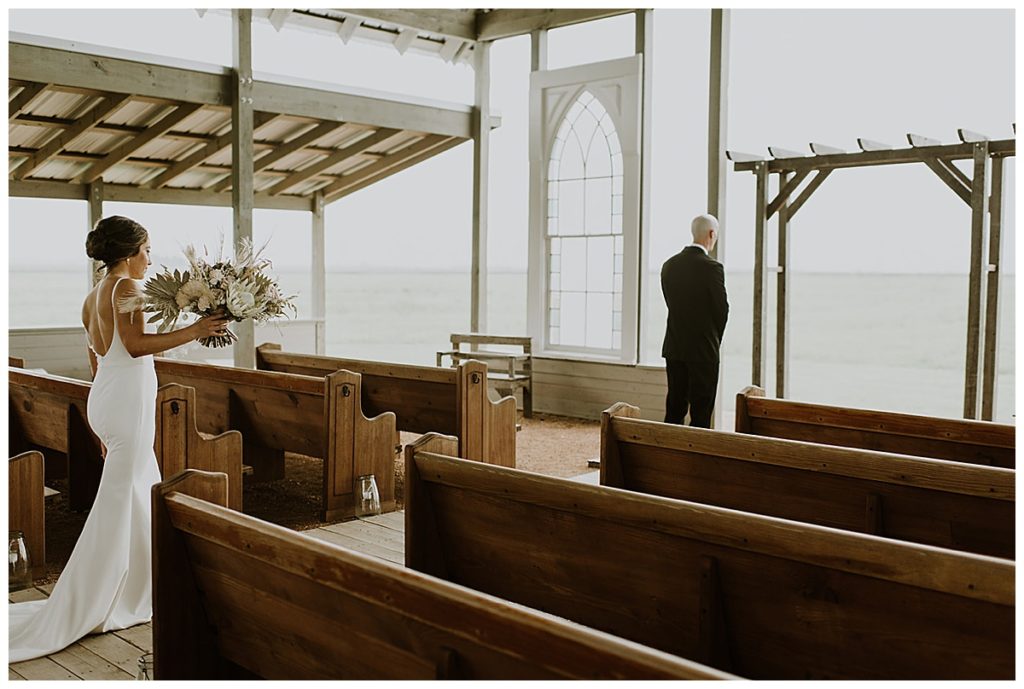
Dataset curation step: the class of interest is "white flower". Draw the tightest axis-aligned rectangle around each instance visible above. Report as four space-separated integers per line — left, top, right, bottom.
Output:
209 268 224 285
197 296 211 312
227 281 260 319
175 291 192 309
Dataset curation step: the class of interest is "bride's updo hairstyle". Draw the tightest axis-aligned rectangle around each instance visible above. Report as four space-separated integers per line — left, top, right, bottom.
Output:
86 216 148 271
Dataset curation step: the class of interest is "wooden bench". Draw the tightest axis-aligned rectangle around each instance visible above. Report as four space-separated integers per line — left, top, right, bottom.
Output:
9 450 46 579
256 343 515 467
737 385 1015 468
437 333 532 418
151 469 731 680
9 355 25 368
602 403 1014 558
405 435 1014 680
155 358 396 521
8 367 244 511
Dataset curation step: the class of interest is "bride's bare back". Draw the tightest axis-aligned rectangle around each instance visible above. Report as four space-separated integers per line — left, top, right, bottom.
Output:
82 277 135 357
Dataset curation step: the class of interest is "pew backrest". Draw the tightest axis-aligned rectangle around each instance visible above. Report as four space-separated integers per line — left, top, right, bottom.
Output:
152 469 732 680
9 450 46 579
406 436 1014 680
256 344 515 467
154 357 396 521
602 402 1015 558
736 386 1015 468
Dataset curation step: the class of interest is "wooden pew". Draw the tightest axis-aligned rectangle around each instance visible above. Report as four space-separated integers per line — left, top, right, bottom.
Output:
736 385 1015 468
8 367 243 511
601 403 1014 558
152 469 732 680
256 343 515 467
405 435 1014 680
9 450 46 579
9 355 25 368
154 358 395 521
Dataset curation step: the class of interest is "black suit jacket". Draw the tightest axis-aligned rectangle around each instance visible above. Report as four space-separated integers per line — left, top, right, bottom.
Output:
660 246 729 362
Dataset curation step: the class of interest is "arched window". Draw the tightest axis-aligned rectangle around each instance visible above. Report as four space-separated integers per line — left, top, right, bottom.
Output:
545 91 624 352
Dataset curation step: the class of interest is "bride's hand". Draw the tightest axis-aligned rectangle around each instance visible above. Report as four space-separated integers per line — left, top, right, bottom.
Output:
190 313 232 339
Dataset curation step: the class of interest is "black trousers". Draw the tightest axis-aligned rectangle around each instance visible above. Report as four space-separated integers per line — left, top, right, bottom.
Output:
664 359 719 428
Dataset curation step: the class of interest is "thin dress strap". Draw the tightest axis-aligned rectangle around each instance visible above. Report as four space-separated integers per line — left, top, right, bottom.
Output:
94 277 129 357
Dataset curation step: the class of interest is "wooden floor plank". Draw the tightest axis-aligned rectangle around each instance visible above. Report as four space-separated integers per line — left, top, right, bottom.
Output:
37 583 56 595
322 519 405 549
49 643 132 681
9 656 79 681
306 528 404 565
77 632 147 676
112 623 153 654
360 510 405 531
9 667 26 680
9 587 47 604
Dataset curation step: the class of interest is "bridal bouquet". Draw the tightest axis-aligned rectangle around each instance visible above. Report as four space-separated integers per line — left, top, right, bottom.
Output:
119 237 297 348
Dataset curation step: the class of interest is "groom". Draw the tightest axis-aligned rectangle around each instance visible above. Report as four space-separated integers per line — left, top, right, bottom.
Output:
660 214 729 428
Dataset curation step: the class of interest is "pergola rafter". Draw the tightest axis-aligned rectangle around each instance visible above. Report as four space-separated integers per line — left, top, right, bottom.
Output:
730 132 1016 420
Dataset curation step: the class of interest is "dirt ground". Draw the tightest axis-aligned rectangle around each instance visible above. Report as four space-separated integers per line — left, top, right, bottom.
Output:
36 412 600 585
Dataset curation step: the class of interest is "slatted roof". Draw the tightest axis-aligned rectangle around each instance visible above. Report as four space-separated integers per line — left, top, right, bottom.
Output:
9 34 498 210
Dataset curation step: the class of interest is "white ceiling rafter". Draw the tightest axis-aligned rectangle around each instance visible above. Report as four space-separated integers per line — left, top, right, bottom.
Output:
268 9 293 32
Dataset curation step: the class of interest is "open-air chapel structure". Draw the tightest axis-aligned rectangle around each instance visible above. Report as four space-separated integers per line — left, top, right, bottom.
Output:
7 8 1015 681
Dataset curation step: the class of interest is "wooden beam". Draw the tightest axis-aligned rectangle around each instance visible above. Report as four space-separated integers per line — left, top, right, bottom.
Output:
787 169 831 217
88 181 104 288
439 38 464 64
768 146 804 159
394 28 418 55
337 16 361 44
475 8 634 41
322 135 456 203
266 128 401 195
268 8 292 32
725 150 763 163
232 8 256 370
251 80 477 139
857 138 892 152
733 140 1015 173
766 169 810 219
958 128 989 143
325 136 463 203
78 102 204 184
922 157 971 206
963 141 989 419
707 8 729 426
13 93 132 180
776 172 791 399
530 29 548 71
9 82 49 120
10 177 311 210
981 156 1004 421
751 162 769 388
148 112 278 189
471 41 491 334
337 9 478 41
311 191 326 355
212 119 348 192
9 40 229 106
636 9 654 363
809 142 844 155
907 133 941 147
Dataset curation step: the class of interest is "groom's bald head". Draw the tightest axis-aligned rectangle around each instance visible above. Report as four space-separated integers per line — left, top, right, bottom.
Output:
691 214 719 249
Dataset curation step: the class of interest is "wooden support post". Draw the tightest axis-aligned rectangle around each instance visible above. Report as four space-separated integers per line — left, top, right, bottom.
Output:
787 169 831 218
963 141 989 419
530 29 547 71
88 181 104 288
980 155 1004 420
635 9 654 365
775 171 790 399
751 162 769 387
311 191 326 355
470 41 491 335
708 9 729 427
231 9 256 369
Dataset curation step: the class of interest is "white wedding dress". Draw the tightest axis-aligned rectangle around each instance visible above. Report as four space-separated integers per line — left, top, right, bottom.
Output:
9 277 161 662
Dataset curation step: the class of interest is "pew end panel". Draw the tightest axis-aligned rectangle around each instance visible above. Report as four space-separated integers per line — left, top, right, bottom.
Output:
9 355 26 368
600 402 641 488
323 370 398 522
153 468 729 680
9 450 46 579
457 360 516 467
734 385 765 434
405 432 460 575
155 383 244 511
405 449 1015 680
604 414 1015 558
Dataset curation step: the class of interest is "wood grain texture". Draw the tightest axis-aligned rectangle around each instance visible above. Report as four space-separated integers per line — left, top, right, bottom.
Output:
736 386 1014 467
151 469 732 680
9 450 46 578
603 415 1013 557
407 450 1014 679
154 384 244 511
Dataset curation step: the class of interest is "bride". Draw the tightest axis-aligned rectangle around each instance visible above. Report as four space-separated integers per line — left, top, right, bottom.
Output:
9 216 229 663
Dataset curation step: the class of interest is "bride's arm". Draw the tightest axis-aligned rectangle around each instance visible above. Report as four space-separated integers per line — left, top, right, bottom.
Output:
114 280 229 358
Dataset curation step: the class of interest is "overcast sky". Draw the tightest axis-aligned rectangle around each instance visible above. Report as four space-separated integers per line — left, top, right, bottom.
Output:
7 6 1016 275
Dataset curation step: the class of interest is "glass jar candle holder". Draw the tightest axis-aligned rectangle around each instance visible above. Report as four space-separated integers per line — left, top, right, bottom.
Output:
9 530 32 592
355 474 381 519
